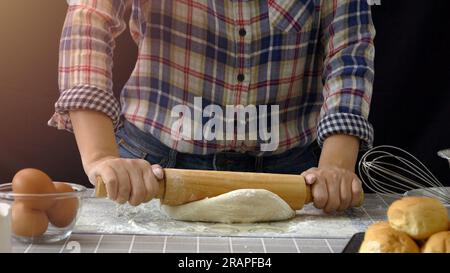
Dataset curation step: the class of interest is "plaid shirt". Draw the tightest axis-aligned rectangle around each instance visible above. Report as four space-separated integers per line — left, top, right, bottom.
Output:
49 0 375 155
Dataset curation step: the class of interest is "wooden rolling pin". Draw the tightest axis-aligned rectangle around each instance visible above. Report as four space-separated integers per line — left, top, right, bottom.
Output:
95 169 364 210
96 169 310 210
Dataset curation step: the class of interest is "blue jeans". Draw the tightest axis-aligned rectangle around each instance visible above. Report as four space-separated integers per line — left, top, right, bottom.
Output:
115 121 320 174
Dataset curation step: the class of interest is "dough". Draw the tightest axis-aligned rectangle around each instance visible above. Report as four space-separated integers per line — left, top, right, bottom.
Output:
161 189 296 224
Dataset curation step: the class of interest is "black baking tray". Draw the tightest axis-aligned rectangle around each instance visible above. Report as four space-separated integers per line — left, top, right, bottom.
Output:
342 232 365 253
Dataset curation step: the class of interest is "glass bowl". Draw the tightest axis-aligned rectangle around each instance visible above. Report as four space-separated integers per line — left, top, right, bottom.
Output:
438 149 450 168
0 182 86 243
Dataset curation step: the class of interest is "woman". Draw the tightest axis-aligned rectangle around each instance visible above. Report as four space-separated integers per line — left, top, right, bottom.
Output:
50 0 375 213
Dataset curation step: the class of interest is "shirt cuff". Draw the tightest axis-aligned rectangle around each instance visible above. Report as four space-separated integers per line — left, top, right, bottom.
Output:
317 113 374 151
48 85 120 132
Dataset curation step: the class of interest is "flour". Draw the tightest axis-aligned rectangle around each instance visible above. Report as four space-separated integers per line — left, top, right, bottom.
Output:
74 190 379 238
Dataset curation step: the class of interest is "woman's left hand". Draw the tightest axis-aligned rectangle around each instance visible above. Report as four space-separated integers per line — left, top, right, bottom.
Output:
301 166 363 213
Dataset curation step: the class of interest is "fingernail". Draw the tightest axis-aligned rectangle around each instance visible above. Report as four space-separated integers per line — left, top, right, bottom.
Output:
305 174 315 184
152 165 164 180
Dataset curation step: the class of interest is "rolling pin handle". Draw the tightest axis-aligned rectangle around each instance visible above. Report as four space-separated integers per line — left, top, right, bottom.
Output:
357 191 365 207
303 182 365 207
95 175 166 200
95 176 108 198
304 184 313 204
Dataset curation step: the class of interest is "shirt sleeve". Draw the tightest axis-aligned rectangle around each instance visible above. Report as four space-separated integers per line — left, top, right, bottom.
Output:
48 0 130 132
317 0 376 150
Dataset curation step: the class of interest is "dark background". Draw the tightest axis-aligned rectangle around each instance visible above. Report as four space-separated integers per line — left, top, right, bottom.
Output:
0 1 449 188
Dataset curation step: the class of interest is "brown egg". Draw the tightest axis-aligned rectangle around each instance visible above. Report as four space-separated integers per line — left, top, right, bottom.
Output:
12 168 56 210
47 182 79 228
11 202 49 237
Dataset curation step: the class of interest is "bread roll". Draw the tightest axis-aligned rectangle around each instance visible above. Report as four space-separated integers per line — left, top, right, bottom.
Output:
359 222 419 253
422 231 450 253
387 197 448 240
366 221 391 234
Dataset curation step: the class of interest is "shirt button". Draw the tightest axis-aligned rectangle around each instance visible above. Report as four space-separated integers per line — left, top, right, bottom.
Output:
237 74 245 82
239 28 247 37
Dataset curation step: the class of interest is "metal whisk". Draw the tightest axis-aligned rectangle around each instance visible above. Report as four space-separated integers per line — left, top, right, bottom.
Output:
358 145 450 204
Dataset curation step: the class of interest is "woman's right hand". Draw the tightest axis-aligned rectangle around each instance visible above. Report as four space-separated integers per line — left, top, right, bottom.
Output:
84 157 164 206
68 110 163 206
